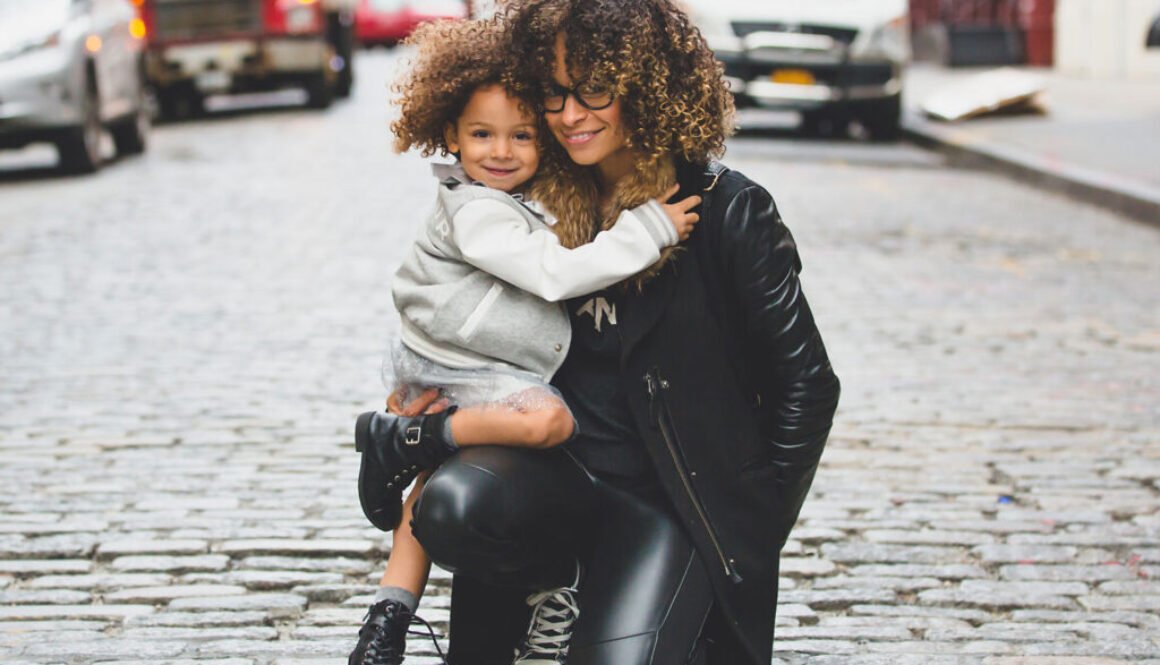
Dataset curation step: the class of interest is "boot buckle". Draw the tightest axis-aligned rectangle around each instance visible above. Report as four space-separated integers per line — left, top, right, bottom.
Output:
404 425 422 446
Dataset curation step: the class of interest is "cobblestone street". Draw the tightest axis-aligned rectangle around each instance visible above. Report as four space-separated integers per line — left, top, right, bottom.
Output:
1 51 1157 664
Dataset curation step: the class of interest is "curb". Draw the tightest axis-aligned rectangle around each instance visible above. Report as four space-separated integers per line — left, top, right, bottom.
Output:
902 114 1160 229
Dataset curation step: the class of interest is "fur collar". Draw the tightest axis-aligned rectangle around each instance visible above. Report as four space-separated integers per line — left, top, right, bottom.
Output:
530 155 681 287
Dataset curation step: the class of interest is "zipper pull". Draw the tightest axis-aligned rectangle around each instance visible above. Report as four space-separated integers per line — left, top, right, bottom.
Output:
644 368 670 395
644 369 662 423
727 560 743 584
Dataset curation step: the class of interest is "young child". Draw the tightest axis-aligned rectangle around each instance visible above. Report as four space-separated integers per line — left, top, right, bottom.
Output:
348 17 701 665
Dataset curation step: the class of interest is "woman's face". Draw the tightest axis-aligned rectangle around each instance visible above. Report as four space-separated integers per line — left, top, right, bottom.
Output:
544 33 633 184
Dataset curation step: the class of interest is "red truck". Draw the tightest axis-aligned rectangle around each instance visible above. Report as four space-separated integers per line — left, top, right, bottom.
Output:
139 0 357 118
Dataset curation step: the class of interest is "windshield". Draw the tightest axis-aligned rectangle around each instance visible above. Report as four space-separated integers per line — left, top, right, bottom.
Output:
0 0 73 59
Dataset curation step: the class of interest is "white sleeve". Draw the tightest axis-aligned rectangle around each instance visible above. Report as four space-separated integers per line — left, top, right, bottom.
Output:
452 198 678 302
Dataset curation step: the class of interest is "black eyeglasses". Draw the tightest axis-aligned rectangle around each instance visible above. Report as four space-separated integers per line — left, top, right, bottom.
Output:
542 81 615 113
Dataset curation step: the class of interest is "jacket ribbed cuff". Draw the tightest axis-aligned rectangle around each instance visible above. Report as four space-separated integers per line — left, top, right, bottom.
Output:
632 200 679 248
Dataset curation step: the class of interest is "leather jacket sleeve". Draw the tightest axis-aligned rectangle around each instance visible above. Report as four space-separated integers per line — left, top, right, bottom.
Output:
718 183 841 536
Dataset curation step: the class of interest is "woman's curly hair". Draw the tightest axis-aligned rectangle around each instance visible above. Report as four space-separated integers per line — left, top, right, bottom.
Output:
391 17 533 156
504 0 735 164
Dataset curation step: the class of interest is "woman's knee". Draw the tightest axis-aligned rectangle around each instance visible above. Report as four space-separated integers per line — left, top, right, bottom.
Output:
410 449 518 567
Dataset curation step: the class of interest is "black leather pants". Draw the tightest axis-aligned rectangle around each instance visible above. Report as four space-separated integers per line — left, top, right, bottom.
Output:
411 446 714 665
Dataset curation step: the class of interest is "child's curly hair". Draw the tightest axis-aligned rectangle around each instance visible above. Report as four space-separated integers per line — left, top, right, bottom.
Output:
504 0 735 164
391 17 532 156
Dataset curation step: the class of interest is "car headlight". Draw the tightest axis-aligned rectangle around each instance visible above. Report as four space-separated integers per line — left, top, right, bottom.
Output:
861 14 910 63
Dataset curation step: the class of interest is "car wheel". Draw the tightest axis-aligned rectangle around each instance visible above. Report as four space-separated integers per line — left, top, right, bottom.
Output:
58 79 102 174
111 90 150 156
860 94 902 142
305 72 334 109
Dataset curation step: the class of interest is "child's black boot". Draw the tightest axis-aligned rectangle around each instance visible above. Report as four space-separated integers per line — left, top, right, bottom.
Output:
349 599 412 665
355 407 458 531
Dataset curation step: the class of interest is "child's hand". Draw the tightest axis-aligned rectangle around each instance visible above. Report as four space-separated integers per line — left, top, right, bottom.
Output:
659 184 702 242
387 387 449 416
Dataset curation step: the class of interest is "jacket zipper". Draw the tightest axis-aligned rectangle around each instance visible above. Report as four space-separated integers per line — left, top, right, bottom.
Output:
645 368 743 584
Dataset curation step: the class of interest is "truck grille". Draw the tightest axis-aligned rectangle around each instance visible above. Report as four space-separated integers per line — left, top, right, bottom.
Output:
731 22 858 45
152 0 263 40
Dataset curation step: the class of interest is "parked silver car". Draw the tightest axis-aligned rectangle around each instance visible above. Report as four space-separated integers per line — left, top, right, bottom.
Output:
0 0 150 173
684 0 910 140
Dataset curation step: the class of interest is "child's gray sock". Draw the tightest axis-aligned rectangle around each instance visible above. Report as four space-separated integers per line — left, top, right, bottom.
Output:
374 585 418 612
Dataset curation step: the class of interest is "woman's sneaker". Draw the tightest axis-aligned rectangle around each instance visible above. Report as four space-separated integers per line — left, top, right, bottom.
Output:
349 599 412 665
512 568 581 664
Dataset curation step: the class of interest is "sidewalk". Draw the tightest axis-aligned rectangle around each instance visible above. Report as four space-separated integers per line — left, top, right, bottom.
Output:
902 63 1160 226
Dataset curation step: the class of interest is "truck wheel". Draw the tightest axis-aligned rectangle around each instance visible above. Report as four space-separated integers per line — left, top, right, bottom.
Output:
111 88 150 156
860 94 902 142
58 79 102 174
336 67 353 98
326 11 355 98
305 73 334 109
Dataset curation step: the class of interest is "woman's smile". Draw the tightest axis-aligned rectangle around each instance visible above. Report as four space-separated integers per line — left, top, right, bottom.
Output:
559 128 603 145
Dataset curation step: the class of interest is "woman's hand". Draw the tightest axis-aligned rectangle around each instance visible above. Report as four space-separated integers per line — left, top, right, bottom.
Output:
386 388 449 416
660 184 702 242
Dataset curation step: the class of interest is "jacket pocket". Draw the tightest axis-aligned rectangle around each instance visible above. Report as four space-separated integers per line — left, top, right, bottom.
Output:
456 283 504 342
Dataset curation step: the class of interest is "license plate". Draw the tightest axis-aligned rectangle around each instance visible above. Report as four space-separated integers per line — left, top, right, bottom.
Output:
771 69 816 85
195 70 231 92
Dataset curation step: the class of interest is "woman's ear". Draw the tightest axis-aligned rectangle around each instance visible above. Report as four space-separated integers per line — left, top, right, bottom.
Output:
444 123 460 154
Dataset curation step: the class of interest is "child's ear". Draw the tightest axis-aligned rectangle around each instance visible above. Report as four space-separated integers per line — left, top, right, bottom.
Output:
444 123 460 154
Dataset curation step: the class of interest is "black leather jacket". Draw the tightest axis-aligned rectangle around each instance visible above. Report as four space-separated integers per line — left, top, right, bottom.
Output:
617 160 840 664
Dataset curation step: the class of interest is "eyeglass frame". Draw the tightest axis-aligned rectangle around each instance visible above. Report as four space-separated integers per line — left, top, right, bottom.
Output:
541 80 616 113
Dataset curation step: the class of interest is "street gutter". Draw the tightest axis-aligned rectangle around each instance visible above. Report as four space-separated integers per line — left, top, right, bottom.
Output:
902 112 1160 229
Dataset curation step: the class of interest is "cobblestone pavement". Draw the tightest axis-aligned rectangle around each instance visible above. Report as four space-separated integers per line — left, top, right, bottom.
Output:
1 51 1157 664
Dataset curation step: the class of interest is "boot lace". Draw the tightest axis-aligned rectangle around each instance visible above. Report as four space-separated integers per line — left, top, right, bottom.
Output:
359 605 446 665
513 585 580 663
407 615 447 664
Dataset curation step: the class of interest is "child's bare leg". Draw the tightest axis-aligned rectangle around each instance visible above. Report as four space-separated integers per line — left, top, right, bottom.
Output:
449 397 574 449
352 477 430 663
376 473 431 600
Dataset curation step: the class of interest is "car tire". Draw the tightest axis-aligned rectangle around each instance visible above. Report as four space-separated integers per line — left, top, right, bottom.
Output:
305 72 334 109
860 94 902 142
58 78 102 174
111 89 150 156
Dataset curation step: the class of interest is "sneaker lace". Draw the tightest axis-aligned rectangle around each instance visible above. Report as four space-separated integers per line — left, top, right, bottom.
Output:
515 586 580 660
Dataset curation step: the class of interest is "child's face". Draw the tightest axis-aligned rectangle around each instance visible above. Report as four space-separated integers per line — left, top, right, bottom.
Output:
445 85 540 193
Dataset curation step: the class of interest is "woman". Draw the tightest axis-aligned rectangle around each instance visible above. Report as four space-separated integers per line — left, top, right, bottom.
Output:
369 1 839 663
